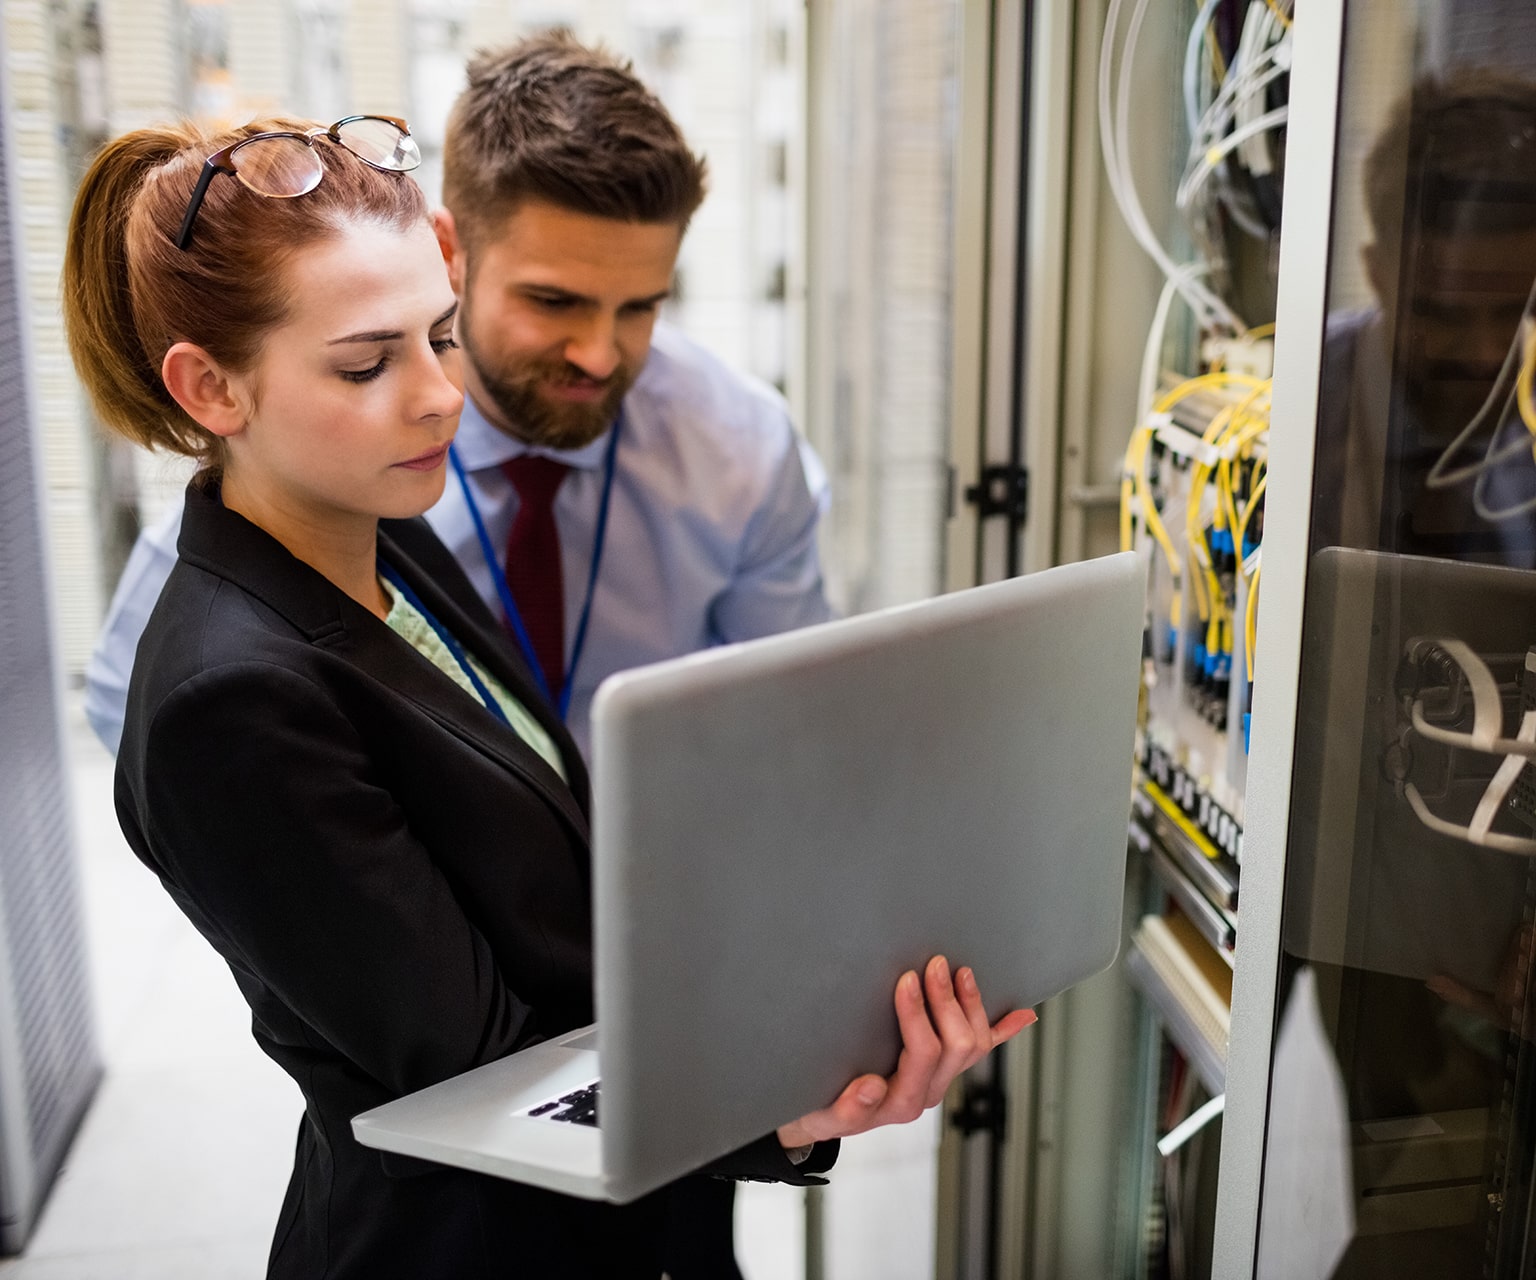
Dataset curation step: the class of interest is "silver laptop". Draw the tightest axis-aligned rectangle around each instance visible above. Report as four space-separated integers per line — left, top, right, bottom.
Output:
351 551 1144 1203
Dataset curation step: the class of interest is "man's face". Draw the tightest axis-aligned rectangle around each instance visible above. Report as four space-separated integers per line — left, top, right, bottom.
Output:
1372 224 1536 435
442 200 683 450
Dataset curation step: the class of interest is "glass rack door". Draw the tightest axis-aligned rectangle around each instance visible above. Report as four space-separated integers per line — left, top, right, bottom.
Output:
1252 4 1536 1275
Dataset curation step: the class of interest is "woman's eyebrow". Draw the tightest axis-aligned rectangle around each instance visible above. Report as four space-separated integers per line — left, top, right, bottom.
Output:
328 302 459 346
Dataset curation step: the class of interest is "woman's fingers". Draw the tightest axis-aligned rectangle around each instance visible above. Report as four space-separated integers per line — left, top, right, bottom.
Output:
921 957 983 1107
953 966 997 1064
990 1007 1038 1045
876 969 944 1124
777 1073 890 1148
951 962 1036 1050
775 963 1040 1152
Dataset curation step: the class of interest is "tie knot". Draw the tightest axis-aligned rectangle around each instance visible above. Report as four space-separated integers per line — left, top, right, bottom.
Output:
502 454 569 506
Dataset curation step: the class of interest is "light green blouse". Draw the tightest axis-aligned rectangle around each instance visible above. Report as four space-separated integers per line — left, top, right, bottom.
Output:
380 579 567 783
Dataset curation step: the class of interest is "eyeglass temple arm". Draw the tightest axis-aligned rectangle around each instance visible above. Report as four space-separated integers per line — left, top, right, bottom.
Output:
174 158 224 251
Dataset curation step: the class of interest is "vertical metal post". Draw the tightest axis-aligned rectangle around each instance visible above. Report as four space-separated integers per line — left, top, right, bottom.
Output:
1210 2 1347 1273
942 0 997 595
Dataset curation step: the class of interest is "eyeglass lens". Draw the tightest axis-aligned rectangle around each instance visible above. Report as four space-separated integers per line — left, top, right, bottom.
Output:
177 117 419 250
230 135 324 199
334 117 421 172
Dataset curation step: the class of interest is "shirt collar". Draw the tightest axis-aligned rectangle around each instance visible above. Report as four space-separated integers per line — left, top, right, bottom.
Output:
452 394 615 473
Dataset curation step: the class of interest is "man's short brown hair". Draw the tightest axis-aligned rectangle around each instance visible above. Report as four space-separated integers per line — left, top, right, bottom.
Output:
443 30 708 252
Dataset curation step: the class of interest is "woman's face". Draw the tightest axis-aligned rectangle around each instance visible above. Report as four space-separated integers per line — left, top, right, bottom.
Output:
224 217 463 525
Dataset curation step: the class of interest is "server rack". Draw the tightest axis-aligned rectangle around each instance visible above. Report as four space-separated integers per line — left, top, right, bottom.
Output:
0 23 102 1256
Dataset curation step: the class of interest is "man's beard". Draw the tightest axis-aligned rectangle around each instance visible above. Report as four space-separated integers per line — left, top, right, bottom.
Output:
462 323 633 451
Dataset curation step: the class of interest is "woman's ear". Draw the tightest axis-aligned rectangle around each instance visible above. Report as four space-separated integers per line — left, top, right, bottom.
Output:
161 342 250 439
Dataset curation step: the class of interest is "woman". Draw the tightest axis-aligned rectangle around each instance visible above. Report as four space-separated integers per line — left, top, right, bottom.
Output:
62 116 1030 1279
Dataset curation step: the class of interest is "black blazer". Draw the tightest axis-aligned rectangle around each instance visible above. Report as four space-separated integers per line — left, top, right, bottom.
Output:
114 483 831 1280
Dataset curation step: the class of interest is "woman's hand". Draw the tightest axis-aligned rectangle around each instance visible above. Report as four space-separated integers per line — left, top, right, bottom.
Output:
1427 922 1535 1039
776 955 1036 1151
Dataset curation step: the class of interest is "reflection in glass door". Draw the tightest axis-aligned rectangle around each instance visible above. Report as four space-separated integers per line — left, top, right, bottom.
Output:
1258 4 1536 1275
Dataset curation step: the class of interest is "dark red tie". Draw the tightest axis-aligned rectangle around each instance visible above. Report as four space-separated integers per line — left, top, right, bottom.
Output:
501 455 569 700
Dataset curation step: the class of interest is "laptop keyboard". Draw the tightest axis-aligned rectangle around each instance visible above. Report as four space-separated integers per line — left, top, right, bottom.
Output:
523 1080 600 1127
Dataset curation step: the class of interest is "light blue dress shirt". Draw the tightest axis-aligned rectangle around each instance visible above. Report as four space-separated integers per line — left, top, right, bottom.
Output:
85 323 834 757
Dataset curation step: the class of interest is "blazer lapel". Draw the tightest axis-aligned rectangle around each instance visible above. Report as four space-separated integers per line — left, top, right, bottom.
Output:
376 521 592 810
332 596 591 842
176 485 590 841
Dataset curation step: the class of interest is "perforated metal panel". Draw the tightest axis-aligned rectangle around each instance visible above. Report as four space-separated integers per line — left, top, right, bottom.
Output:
0 21 101 1255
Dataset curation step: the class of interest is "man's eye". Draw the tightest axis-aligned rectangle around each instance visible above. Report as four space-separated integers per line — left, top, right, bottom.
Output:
531 295 573 310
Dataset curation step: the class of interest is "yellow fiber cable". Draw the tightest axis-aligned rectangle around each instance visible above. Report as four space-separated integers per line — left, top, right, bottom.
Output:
1263 0 1292 28
1245 558 1262 683
1205 610 1223 666
1156 372 1267 408
1187 533 1213 623
1134 432 1183 578
1217 417 1269 537
1206 27 1227 83
1182 396 1250 606
1178 381 1269 670
1519 322 1536 457
1234 472 1268 560
1119 374 1267 635
1120 432 1142 553
1210 389 1270 527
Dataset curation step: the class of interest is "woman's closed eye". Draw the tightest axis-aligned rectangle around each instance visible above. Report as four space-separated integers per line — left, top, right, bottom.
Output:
338 334 457 382
339 357 388 384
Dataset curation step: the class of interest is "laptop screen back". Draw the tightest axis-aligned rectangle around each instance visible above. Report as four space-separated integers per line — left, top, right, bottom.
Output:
590 551 1144 1201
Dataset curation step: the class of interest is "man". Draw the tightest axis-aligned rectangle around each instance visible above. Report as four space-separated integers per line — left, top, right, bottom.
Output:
1312 69 1536 565
84 31 834 1278
86 31 833 761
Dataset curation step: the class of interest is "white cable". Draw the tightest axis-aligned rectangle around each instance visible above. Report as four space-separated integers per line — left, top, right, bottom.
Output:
1158 1093 1226 1157
1426 382 1526 490
1402 638 1536 854
1471 709 1536 841
1410 638 1508 749
1410 702 1536 759
1424 273 1536 492
1402 781 1536 855
1138 269 1206 418
1178 4 1289 240
1098 0 1244 333
1183 0 1224 139
1470 383 1536 520
1234 3 1291 178
1191 25 1289 150
1178 106 1290 212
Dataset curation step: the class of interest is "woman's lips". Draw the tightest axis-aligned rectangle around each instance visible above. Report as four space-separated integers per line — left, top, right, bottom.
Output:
395 444 450 472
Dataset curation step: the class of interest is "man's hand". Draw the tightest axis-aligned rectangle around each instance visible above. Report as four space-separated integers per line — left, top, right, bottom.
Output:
775 955 1036 1150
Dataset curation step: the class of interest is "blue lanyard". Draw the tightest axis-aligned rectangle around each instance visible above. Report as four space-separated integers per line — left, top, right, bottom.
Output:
378 560 511 730
447 415 622 720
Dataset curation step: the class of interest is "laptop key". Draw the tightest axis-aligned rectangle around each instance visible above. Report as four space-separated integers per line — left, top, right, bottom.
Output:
522 1080 600 1123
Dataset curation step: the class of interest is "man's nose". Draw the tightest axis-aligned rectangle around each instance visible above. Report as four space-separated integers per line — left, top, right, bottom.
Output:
563 315 622 381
